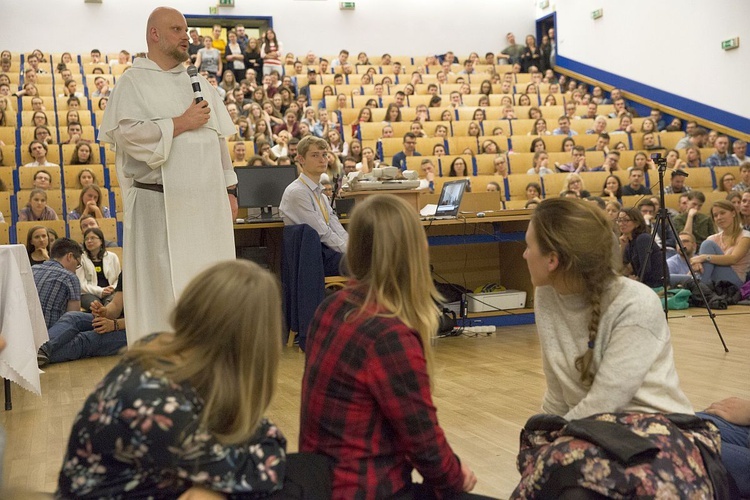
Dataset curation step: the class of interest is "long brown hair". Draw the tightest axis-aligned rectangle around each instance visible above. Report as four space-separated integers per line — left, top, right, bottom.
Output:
75 184 103 214
25 225 49 256
126 260 282 444
346 195 442 383
531 198 618 384
712 199 742 246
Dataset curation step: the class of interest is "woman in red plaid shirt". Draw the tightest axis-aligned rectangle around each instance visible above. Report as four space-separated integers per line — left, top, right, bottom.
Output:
300 194 485 499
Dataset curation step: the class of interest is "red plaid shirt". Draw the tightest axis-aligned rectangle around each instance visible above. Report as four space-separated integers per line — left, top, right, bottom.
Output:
300 284 464 499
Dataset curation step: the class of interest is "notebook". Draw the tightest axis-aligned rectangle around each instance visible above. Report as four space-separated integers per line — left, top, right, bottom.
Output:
423 179 469 220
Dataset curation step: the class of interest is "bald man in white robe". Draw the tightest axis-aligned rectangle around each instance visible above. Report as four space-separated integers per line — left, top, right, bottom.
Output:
100 7 238 344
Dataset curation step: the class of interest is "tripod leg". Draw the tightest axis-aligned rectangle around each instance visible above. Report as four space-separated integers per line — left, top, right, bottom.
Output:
637 224 661 285
636 214 669 320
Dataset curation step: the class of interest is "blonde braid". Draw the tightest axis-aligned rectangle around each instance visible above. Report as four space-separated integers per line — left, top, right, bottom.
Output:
575 280 605 385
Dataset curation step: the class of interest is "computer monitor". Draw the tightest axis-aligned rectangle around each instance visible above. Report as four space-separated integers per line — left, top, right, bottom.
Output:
236 165 298 220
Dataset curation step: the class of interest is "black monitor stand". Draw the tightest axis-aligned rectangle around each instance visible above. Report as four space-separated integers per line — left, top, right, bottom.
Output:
259 205 275 220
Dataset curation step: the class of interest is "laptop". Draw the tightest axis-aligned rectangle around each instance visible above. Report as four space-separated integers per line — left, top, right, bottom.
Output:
424 179 469 220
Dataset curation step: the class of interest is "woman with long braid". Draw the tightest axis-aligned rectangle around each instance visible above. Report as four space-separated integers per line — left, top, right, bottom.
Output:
510 198 732 497
523 198 692 420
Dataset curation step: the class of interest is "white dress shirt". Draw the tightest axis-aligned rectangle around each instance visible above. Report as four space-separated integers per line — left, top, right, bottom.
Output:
279 173 348 254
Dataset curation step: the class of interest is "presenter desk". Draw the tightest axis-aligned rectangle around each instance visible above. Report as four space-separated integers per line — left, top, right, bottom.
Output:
234 198 534 327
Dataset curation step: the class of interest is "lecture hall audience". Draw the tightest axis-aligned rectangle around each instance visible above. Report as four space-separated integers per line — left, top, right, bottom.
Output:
1 36 747 497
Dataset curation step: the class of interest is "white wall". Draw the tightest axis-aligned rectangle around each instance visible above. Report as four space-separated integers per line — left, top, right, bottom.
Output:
553 0 750 120
0 0 536 60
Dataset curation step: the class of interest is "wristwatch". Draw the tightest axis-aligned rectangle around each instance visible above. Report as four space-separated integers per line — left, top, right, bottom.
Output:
705 255 712 262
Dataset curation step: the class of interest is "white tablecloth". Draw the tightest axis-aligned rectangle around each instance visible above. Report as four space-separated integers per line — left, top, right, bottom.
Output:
0 245 48 395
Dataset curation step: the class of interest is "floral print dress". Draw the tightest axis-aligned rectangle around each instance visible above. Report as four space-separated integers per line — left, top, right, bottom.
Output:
511 412 726 499
57 354 286 499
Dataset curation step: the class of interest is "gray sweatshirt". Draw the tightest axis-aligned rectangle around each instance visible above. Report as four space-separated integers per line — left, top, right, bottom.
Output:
535 276 693 421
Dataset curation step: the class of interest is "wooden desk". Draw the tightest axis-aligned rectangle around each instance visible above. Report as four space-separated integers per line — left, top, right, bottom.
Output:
234 208 535 327
419 212 534 326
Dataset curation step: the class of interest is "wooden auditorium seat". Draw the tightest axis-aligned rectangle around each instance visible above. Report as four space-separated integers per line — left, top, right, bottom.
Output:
62 164 106 188
17 166 62 190
16 189 64 216
16 220 66 245
0 222 8 245
506 173 542 200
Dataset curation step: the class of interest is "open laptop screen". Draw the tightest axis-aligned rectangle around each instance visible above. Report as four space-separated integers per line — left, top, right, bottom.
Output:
434 179 469 218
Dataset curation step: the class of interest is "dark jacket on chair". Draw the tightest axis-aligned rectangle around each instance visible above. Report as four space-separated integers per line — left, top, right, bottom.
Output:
281 224 326 351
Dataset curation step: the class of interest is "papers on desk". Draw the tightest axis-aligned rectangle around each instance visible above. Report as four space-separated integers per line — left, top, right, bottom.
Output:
420 204 438 217
0 245 48 395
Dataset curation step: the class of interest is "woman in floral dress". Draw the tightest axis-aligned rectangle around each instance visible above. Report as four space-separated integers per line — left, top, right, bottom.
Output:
57 260 286 498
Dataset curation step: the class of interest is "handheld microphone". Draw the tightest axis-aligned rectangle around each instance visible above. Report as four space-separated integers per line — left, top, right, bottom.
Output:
186 65 204 104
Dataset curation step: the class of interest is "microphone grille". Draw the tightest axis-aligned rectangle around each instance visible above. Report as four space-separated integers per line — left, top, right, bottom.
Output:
186 65 199 77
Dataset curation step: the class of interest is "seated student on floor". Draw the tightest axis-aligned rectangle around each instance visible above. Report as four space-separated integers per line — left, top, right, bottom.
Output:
279 135 348 276
37 270 126 367
637 199 677 257
79 215 118 247
617 207 667 288
673 190 715 248
32 238 82 329
527 198 691 420
689 200 750 287
668 232 698 286
76 228 120 311
515 199 728 497
300 194 487 499
57 260 287 498
697 397 750 498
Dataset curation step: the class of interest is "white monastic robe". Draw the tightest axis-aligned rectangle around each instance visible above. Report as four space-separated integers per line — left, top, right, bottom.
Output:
99 57 237 345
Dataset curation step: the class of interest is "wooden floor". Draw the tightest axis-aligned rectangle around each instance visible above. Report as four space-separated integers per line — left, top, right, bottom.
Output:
2 308 749 499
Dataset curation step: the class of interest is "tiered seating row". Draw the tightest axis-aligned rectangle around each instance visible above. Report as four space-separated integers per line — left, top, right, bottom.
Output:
1 51 125 244
421 166 732 205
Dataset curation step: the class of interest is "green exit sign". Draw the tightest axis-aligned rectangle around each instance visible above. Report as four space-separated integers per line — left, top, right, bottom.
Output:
339 1 356 9
219 0 235 6
721 37 739 51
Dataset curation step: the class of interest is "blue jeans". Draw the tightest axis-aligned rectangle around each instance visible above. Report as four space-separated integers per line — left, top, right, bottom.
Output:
697 412 750 497
669 274 693 286
697 240 744 287
43 312 126 364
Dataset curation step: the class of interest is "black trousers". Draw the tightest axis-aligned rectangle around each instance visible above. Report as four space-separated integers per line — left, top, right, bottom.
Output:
267 452 332 499
394 484 499 500
268 453 499 499
322 244 344 277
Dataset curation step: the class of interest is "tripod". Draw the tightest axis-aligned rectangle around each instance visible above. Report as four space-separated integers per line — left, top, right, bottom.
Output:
638 157 729 352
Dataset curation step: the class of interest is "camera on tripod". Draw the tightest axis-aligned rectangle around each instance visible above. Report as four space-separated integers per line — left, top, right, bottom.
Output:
650 152 668 170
